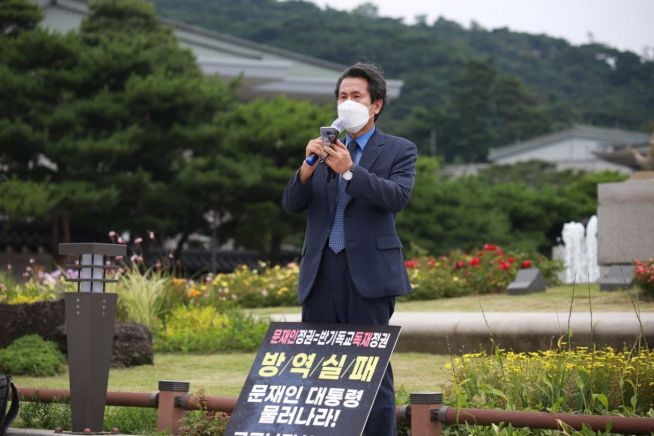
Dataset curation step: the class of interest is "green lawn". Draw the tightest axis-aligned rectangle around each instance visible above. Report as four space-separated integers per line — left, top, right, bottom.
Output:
246 284 652 316
16 352 451 399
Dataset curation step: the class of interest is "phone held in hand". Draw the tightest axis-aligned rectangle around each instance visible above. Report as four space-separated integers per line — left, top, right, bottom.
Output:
320 126 339 146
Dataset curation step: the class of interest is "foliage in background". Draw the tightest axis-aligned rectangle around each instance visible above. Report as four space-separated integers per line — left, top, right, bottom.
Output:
1 0 638 263
154 305 268 352
0 335 66 376
153 0 654 159
633 258 654 299
444 346 654 416
399 159 627 255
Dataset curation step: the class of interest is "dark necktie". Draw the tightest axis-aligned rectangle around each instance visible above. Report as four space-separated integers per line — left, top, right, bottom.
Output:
328 141 358 253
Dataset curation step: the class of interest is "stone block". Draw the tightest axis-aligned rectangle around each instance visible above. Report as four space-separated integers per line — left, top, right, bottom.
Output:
507 268 547 295
598 179 654 264
599 264 635 291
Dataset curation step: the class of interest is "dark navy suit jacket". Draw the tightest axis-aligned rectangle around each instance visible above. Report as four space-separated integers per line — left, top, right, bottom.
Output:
282 129 417 303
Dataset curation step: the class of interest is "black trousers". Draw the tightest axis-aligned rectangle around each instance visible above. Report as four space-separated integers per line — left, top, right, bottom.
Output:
302 248 397 436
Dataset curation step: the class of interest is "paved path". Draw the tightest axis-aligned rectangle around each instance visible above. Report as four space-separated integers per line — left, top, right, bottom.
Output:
270 311 654 353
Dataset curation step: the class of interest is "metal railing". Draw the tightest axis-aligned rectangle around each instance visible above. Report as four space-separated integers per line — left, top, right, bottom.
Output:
17 387 654 435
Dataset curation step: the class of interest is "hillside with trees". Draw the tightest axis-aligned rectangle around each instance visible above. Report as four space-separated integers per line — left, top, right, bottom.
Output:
153 0 654 162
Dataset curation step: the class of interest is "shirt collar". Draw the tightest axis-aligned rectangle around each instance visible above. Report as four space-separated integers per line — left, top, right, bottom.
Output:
346 127 375 151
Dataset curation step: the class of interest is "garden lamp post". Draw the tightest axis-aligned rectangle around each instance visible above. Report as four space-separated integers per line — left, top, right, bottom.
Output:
59 243 125 433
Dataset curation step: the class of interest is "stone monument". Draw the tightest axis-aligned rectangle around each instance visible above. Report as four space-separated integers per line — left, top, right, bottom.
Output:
597 131 654 290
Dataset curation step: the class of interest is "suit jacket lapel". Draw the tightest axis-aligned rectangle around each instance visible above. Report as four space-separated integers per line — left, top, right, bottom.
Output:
345 129 384 208
358 129 383 171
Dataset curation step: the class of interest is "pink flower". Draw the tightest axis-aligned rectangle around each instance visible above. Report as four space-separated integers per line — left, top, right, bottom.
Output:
148 231 155 240
455 261 465 269
134 237 143 245
483 244 496 251
469 257 481 266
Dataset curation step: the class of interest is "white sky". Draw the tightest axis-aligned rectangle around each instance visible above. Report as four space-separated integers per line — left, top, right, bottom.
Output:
306 0 654 56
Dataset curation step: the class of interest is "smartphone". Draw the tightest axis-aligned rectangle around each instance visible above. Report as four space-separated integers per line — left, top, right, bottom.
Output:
320 126 340 147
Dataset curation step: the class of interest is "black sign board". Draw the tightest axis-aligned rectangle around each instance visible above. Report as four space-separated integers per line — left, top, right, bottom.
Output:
225 322 401 436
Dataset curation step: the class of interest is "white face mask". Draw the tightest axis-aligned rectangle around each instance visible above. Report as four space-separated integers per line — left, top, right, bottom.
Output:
337 100 374 133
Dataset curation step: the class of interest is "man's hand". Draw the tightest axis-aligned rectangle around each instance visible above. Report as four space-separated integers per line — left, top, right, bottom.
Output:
299 137 325 183
324 140 353 174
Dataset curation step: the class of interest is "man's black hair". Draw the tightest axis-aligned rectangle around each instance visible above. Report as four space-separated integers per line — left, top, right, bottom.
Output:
335 63 387 120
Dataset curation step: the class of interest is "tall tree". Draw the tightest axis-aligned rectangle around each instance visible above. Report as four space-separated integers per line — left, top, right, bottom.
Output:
217 97 333 260
0 0 236 256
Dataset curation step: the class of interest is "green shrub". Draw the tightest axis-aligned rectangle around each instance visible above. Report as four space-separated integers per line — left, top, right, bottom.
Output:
17 401 71 431
0 335 66 376
17 403 159 434
104 406 158 434
154 305 268 352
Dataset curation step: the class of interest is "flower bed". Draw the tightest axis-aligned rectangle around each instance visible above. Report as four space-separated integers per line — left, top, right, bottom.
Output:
633 258 654 299
401 244 561 301
1 244 563 310
444 346 654 416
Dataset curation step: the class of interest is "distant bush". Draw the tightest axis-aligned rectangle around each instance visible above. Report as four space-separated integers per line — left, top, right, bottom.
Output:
154 305 268 352
0 335 66 376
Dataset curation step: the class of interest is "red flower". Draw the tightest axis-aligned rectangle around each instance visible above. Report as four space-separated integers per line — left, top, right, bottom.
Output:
521 259 532 269
483 244 497 251
455 260 465 269
498 261 511 271
469 257 481 266
427 257 437 267
507 257 516 264
404 259 419 269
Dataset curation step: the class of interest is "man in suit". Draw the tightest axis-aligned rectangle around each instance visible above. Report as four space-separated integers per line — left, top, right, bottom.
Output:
282 63 417 435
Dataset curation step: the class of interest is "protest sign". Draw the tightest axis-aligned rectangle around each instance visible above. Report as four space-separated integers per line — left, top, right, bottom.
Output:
225 322 401 436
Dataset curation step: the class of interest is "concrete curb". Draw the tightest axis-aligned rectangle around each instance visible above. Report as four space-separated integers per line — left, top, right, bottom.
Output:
270 312 654 354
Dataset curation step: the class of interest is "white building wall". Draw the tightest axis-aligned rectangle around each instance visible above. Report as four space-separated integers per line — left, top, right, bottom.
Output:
496 137 611 164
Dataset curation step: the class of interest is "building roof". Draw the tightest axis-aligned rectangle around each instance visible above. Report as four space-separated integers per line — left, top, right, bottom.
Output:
488 124 650 162
34 0 403 102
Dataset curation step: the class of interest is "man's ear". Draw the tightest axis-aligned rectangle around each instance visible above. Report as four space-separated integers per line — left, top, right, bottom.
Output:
373 100 383 115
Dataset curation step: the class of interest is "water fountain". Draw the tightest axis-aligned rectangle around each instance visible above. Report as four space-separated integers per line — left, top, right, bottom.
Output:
561 215 599 283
